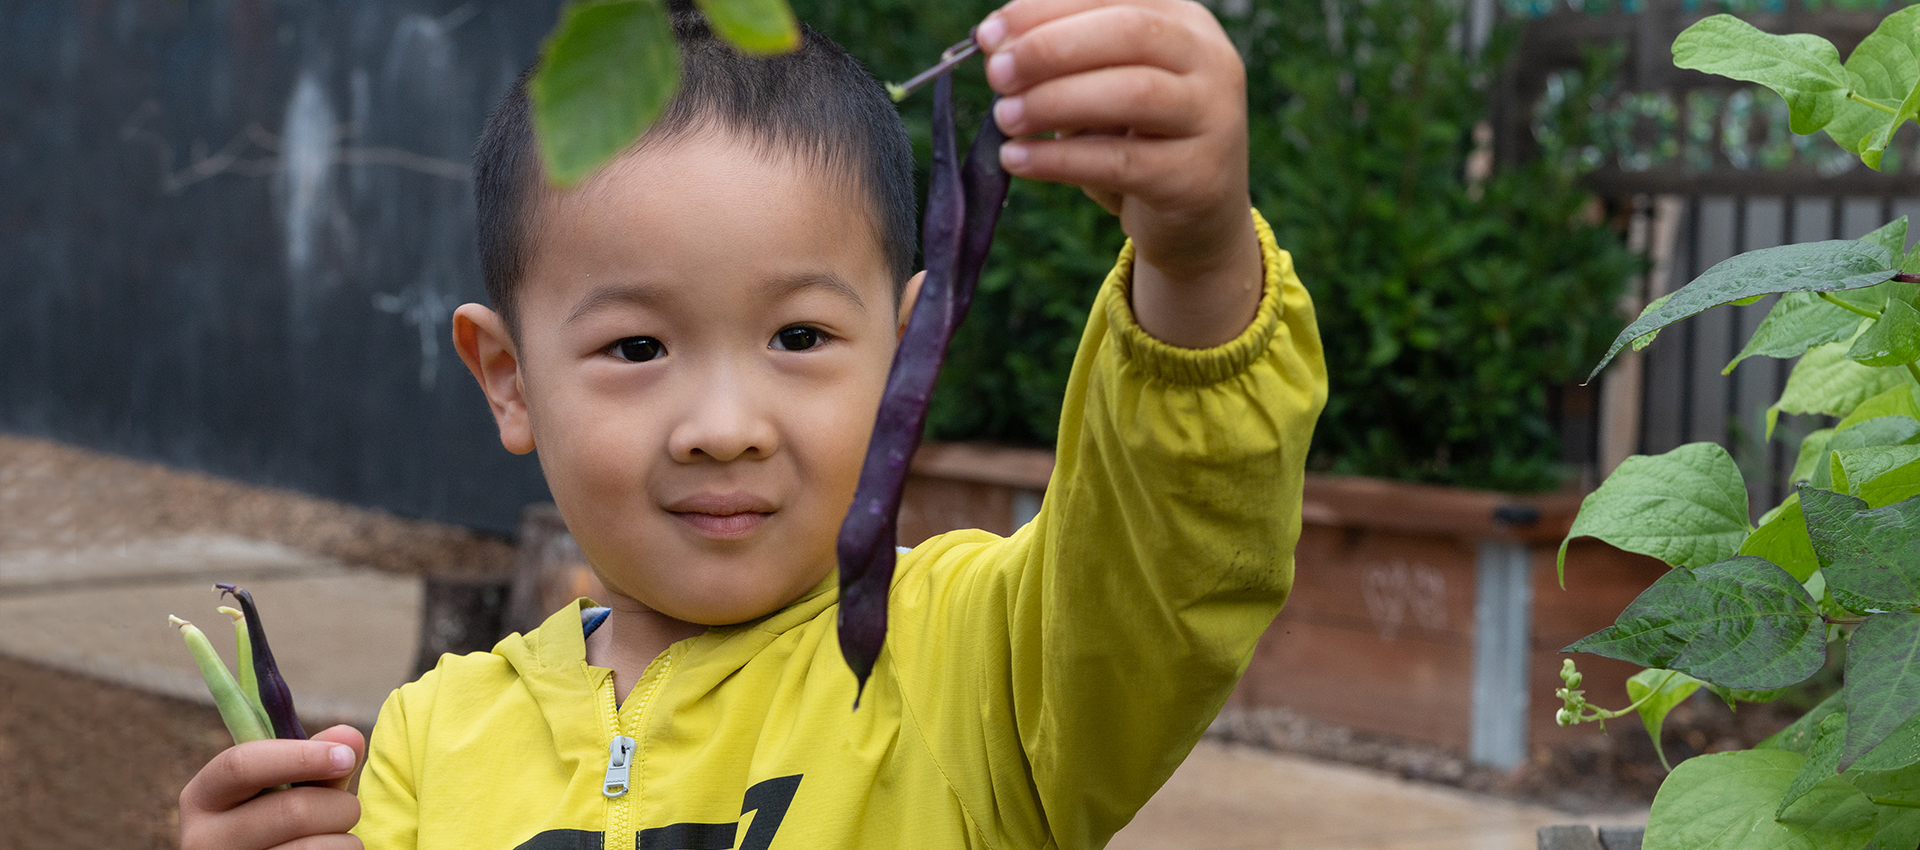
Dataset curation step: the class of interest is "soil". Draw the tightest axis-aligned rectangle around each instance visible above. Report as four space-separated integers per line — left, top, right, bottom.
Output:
0 653 229 850
0 434 515 577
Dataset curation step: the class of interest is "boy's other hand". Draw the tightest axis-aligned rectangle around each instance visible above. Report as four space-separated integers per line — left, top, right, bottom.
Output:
978 0 1263 349
179 724 365 850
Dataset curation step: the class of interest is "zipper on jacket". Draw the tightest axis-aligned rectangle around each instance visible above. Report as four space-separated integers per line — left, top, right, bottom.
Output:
603 736 636 797
601 652 674 846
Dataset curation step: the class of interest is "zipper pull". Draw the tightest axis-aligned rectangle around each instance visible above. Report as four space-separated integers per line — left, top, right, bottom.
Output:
603 735 636 798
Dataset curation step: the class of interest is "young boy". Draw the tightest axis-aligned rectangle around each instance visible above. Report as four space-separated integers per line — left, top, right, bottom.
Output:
179 0 1325 846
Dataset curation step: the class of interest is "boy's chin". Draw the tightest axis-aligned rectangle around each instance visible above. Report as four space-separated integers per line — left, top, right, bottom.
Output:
615 565 833 627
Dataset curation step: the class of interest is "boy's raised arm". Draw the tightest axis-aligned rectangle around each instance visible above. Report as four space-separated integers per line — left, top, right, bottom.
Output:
883 4 1328 847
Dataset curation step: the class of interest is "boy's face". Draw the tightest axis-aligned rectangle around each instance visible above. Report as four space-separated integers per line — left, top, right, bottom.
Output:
462 129 908 626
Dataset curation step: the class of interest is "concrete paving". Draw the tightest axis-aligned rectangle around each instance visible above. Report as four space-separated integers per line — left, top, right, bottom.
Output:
1112 740 1645 849
0 534 1646 848
0 535 419 729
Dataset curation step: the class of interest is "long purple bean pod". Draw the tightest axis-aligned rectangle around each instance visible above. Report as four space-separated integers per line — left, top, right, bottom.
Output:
215 583 309 740
836 72 1010 704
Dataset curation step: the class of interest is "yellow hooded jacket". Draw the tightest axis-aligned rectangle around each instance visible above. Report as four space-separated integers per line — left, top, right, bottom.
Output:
353 210 1326 850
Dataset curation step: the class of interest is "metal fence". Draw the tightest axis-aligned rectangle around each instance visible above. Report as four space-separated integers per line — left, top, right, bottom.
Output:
0 0 562 534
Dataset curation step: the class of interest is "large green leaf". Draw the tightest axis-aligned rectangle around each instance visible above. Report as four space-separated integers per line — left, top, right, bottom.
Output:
1759 689 1847 754
1780 712 1848 817
1559 443 1751 583
1742 495 1821 582
532 0 683 185
1644 749 1878 850
1728 293 1868 374
1844 613 1920 771
1802 487 1920 613
1769 343 1913 439
694 0 799 54
1849 298 1920 367
1629 668 1706 772
1592 242 1895 380
1671 16 1854 136
1565 556 1828 690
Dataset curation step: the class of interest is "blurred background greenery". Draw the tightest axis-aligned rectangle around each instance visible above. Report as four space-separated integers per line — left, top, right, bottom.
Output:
799 0 1643 493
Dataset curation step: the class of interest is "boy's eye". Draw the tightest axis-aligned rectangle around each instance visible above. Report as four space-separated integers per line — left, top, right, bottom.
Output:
611 337 666 362
771 326 826 352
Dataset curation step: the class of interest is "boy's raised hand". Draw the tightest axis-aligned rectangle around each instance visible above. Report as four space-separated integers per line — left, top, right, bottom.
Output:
977 0 1263 349
179 724 365 850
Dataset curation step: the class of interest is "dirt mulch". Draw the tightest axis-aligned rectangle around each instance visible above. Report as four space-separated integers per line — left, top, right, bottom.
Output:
0 434 513 574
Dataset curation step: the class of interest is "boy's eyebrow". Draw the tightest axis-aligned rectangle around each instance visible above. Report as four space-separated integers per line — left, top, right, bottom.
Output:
764 271 869 315
564 281 673 326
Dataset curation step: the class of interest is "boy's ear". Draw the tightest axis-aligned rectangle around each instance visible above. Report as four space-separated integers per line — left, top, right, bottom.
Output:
451 303 536 455
897 270 926 339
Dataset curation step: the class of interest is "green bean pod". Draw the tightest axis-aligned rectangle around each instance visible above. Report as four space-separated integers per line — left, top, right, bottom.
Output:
169 615 273 744
216 605 272 735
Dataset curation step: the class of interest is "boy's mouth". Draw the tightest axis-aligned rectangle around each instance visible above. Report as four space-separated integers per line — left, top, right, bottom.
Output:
664 494 776 538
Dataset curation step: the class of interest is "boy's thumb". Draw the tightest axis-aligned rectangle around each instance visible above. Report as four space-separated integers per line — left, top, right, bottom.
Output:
307 724 368 792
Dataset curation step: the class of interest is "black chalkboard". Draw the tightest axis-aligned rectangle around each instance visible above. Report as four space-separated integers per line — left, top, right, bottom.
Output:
0 0 566 534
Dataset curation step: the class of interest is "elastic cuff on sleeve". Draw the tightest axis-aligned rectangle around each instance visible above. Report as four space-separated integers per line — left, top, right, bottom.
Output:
1104 208 1290 386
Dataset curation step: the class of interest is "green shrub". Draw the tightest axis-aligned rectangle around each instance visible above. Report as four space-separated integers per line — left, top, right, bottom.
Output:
798 0 1641 492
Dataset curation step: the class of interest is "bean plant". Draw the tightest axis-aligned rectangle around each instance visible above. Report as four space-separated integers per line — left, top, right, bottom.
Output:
1557 9 1920 849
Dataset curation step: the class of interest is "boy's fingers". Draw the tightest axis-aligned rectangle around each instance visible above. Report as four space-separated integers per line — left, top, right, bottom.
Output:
981 0 1192 49
272 834 365 850
219 787 361 849
182 739 360 814
305 724 368 793
1001 134 1191 202
994 67 1200 139
985 5 1197 94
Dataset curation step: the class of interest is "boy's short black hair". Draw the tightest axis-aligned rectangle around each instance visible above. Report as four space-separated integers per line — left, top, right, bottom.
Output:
473 4 918 329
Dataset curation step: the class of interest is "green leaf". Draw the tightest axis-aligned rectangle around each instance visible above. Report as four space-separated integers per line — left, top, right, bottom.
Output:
1727 293 1868 375
1861 219 1911 258
1843 613 1920 771
1644 749 1878 850
1796 429 1839 485
532 0 683 186
1629 668 1706 772
1591 242 1895 380
1864 805 1920 850
693 0 799 55
1839 385 1920 430
1853 708 1920 773
1849 299 1920 367
1559 443 1751 582
1831 7 1920 169
1780 712 1848 817
1671 16 1853 136
1802 487 1920 613
1759 689 1846 754
1565 556 1828 690
1769 343 1913 439
1833 444 1920 506
1742 494 1821 582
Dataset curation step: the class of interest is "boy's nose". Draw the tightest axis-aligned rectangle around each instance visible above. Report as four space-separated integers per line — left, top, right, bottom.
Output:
665 374 779 464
